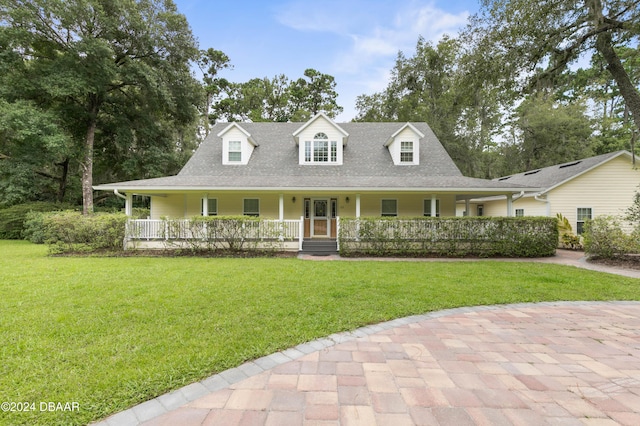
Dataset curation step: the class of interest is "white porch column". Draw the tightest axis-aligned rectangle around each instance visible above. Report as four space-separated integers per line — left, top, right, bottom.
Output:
202 194 208 216
279 194 284 221
431 195 437 217
465 199 470 217
355 194 361 218
507 194 513 217
125 193 133 216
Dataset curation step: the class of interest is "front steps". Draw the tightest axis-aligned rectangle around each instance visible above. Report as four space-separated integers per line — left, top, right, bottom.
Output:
300 239 338 256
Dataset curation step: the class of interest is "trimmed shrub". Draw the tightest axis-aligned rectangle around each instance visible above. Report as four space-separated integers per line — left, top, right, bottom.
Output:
0 202 73 239
583 215 640 259
36 211 128 254
156 216 284 252
338 216 558 258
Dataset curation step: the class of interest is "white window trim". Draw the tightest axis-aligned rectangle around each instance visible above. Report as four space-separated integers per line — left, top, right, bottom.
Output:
400 141 414 163
576 207 593 234
381 199 398 217
515 208 524 217
302 132 341 164
228 141 242 163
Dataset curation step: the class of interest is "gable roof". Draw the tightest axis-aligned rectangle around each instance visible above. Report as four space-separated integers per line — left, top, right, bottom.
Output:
94 121 539 194
384 122 425 146
216 122 258 146
493 150 633 194
292 112 349 145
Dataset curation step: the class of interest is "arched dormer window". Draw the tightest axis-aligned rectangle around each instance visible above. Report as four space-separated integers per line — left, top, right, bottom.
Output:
304 132 338 163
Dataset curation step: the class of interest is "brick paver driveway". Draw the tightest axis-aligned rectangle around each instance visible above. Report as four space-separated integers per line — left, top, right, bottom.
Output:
99 301 640 426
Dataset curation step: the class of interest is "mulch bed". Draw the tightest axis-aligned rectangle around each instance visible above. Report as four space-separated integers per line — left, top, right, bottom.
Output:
588 255 640 271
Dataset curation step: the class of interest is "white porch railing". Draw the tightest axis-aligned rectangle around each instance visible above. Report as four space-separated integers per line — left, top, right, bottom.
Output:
126 218 302 241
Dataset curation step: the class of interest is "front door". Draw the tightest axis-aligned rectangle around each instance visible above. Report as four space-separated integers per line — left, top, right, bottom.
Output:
311 199 329 237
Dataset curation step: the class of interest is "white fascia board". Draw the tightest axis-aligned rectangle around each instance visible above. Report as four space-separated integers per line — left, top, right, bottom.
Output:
459 192 541 203
385 123 425 146
292 112 349 145
216 122 258 146
94 185 541 193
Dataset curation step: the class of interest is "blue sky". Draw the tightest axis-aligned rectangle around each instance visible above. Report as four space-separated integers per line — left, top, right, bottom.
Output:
173 0 480 121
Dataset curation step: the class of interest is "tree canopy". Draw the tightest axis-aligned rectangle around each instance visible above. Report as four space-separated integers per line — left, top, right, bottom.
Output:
209 68 342 123
0 0 203 213
356 0 640 178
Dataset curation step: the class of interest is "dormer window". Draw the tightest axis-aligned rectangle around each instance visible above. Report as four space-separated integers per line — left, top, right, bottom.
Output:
228 141 242 162
385 123 423 165
400 141 414 163
304 133 339 164
217 123 258 166
294 113 348 165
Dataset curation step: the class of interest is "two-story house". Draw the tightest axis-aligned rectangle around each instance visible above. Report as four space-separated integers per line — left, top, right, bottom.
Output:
94 113 537 249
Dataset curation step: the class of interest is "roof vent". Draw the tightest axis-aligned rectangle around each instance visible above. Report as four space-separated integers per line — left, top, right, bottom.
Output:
524 169 541 176
559 161 582 169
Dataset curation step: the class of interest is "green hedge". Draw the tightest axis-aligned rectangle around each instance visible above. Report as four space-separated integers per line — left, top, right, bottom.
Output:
338 216 558 258
583 215 640 259
152 216 285 252
25 211 128 254
0 202 74 239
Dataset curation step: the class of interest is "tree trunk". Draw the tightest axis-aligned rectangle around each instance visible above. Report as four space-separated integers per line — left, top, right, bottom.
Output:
81 107 98 215
589 0 640 134
56 157 69 203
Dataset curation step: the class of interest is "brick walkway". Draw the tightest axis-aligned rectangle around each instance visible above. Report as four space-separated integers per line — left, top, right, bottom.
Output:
97 301 640 426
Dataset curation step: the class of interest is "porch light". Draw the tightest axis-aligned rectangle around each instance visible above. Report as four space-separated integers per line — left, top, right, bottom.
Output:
292 196 296 203
345 196 350 203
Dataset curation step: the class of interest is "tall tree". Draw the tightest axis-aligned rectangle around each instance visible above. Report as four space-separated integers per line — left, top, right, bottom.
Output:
0 0 202 214
354 36 503 176
515 95 594 170
198 48 231 136
473 0 640 135
0 99 72 205
211 69 342 123
289 68 343 120
565 48 640 155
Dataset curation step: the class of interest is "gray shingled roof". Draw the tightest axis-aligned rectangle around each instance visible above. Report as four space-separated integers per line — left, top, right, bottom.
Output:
492 150 631 192
94 121 538 192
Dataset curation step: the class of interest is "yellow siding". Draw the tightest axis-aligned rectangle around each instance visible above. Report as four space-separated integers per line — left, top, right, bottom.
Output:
471 197 549 217
462 156 640 231
150 194 185 219
359 193 456 217
548 156 640 229
150 192 458 219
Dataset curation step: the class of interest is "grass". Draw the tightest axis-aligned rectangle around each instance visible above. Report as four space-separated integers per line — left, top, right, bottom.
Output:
0 240 639 425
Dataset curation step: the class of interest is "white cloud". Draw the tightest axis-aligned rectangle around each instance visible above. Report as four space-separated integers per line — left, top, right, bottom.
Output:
274 0 471 120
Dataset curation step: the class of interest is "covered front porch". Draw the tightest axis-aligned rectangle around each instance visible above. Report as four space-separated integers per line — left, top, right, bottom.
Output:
122 190 524 225
118 189 530 251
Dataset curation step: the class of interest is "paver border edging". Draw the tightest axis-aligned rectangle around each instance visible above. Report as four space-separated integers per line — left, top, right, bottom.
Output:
94 300 640 426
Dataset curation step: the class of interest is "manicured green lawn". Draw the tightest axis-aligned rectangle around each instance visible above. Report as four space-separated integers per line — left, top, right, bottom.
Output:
1 240 639 425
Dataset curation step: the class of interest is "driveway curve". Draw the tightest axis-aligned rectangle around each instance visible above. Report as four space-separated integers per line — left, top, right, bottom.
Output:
98 301 640 426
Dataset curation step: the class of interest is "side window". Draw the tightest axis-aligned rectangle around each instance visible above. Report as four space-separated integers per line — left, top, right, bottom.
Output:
381 199 397 217
577 207 592 234
243 198 260 216
515 208 524 217
202 198 218 216
423 199 440 217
